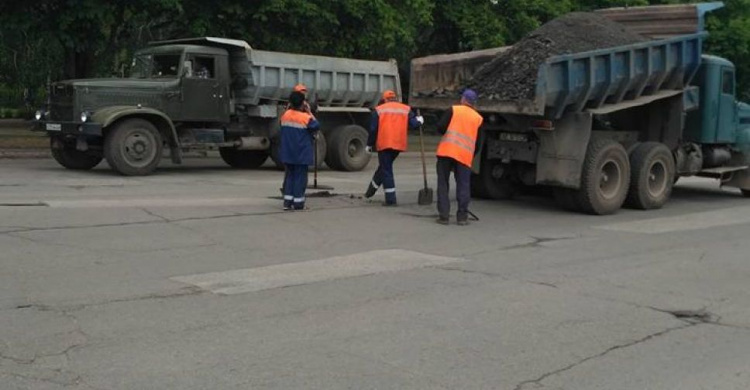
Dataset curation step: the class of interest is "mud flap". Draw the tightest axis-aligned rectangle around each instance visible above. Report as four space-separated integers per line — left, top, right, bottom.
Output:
535 112 592 189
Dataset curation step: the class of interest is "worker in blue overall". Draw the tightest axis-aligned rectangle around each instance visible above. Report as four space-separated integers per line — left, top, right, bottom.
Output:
280 91 320 210
364 90 423 206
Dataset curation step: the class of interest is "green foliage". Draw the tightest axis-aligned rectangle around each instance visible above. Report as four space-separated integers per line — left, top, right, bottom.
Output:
1 0 748 102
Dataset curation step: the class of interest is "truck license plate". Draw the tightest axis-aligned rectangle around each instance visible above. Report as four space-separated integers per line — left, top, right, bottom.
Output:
499 132 528 142
45 123 62 131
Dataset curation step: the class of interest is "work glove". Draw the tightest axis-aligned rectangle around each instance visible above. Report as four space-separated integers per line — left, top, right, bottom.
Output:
366 146 374 154
416 115 425 125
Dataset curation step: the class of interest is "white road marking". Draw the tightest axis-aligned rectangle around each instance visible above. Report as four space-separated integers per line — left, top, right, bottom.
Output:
596 206 750 234
171 249 466 295
42 197 275 208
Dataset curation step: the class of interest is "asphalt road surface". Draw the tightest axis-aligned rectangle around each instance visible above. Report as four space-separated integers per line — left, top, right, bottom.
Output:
2 154 750 389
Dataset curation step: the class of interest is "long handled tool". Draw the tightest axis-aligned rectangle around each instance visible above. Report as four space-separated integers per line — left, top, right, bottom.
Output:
307 132 334 191
417 111 434 205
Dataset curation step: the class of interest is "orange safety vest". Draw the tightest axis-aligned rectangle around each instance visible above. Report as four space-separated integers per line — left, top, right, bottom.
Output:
436 105 484 167
375 101 411 152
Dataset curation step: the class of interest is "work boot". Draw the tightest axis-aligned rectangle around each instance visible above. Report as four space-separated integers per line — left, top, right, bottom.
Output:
382 201 398 207
457 219 469 226
364 185 377 198
436 217 449 225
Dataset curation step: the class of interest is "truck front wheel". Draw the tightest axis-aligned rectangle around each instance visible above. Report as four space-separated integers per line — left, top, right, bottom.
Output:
219 148 269 169
104 118 163 176
50 138 103 170
325 125 371 171
625 142 675 210
576 139 630 215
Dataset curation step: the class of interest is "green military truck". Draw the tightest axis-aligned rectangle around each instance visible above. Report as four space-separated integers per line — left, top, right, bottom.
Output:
410 3 750 214
33 37 400 175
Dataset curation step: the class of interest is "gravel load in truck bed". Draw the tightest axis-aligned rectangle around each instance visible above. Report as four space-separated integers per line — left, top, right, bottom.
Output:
468 12 647 102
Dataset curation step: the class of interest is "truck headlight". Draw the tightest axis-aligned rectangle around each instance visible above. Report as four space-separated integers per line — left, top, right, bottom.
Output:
35 110 44 121
80 111 90 123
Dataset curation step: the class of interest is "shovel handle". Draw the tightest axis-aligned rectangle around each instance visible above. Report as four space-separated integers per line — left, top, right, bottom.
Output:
418 110 429 190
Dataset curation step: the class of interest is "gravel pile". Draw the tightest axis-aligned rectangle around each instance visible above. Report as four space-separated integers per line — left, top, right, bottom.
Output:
468 12 646 102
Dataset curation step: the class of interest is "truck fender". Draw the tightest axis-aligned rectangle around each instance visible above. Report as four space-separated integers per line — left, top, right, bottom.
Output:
92 106 182 164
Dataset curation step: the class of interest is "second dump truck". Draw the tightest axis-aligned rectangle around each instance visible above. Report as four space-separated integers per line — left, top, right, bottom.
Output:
34 38 400 175
411 2 750 214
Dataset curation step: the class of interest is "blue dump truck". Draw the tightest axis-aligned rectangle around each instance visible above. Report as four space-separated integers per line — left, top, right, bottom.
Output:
410 2 750 214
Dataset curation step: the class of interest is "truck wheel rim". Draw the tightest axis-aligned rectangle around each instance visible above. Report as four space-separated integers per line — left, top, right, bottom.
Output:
122 129 156 168
647 160 667 198
348 138 364 158
599 159 622 200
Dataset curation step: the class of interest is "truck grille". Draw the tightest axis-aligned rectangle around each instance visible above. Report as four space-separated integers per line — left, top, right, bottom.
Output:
49 84 75 121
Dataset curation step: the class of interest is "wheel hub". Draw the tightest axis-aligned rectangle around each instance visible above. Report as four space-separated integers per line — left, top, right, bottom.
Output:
599 159 622 200
122 130 155 166
647 160 667 197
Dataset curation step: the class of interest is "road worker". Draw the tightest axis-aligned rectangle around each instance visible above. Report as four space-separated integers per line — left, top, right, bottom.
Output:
280 91 320 210
281 84 319 195
364 90 423 206
435 89 484 225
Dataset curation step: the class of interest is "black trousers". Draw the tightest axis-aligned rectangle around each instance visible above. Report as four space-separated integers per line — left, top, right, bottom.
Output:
436 156 471 221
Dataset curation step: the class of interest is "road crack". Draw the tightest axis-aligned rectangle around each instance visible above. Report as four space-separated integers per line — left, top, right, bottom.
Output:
513 322 696 390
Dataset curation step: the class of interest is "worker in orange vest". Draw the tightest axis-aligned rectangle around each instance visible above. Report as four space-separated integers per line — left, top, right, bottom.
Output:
364 90 423 206
435 89 484 225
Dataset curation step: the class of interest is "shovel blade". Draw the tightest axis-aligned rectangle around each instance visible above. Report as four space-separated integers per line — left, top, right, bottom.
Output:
418 188 434 205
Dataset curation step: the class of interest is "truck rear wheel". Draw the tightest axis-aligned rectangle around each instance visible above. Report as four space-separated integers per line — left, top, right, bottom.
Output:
325 125 371 171
576 139 630 215
50 138 102 170
104 118 163 176
625 142 675 210
470 156 517 200
219 148 268 169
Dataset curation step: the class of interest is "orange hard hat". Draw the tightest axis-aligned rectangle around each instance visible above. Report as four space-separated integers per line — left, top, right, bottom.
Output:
293 84 308 93
382 90 397 100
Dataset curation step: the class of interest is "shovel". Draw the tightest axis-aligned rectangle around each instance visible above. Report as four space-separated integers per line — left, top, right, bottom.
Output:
417 113 434 205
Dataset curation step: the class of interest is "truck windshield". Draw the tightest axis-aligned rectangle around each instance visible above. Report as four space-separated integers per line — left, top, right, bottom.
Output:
130 53 182 79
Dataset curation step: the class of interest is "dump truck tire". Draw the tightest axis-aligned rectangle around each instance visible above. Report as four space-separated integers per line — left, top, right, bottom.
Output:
576 139 630 215
311 131 327 169
625 142 675 210
325 125 371 171
219 148 269 169
104 118 163 176
50 138 102 170
470 156 517 200
742 189 750 198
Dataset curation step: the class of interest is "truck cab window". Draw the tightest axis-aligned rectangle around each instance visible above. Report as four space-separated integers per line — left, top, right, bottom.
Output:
152 54 181 78
722 70 734 95
189 57 215 79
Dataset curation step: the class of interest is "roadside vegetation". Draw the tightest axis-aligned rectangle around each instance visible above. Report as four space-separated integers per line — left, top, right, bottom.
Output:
1 0 748 111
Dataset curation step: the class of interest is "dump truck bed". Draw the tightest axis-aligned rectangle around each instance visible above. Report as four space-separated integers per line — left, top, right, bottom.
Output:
151 37 400 109
409 3 717 118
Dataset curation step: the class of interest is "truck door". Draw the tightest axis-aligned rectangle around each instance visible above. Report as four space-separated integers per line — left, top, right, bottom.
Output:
717 67 738 143
180 55 224 122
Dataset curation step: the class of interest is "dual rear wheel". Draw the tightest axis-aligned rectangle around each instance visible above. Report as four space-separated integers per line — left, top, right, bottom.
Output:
554 140 674 215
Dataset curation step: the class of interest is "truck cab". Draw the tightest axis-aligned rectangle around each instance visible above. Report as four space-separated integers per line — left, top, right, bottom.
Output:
686 55 743 145
130 45 232 123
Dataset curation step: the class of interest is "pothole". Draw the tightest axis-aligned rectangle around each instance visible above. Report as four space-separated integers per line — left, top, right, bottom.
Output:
665 309 715 323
